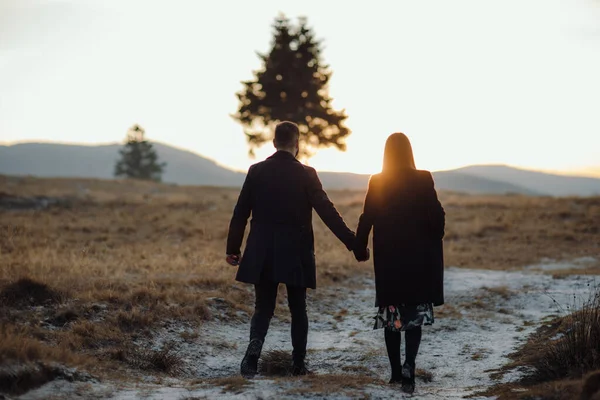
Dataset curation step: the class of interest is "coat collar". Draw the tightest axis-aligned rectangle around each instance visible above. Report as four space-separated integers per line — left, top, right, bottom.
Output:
267 150 299 162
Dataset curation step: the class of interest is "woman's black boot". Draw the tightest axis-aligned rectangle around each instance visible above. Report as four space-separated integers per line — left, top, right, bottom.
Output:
384 329 402 384
401 364 416 394
402 327 422 393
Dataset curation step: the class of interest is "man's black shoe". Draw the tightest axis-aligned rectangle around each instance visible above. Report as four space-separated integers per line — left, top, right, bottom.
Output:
291 359 310 376
240 339 263 378
401 382 415 394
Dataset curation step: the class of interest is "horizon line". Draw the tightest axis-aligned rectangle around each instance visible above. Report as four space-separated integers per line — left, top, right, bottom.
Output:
2 139 600 179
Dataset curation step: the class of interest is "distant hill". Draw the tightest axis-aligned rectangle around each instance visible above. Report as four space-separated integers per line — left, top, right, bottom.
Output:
456 165 600 197
1 142 599 196
431 170 542 196
316 170 541 195
0 142 244 187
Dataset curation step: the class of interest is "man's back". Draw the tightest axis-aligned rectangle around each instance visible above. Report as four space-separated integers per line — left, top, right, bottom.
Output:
246 151 313 227
226 150 355 289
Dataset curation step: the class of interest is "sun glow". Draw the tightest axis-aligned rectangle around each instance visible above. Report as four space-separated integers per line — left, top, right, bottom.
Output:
1 1 599 176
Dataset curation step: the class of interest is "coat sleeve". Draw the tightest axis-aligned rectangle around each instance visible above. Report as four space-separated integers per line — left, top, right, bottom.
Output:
226 166 254 255
356 176 376 252
422 171 445 240
305 167 355 250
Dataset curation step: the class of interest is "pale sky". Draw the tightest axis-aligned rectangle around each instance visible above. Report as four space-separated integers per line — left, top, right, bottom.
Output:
1 0 599 176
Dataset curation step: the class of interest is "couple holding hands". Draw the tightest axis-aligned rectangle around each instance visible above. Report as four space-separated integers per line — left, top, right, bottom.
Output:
226 122 445 395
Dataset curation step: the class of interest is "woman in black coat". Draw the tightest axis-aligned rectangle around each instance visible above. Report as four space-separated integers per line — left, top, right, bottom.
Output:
354 132 445 394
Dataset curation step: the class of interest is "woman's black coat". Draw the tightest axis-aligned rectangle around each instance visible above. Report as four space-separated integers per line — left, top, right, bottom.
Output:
356 169 445 307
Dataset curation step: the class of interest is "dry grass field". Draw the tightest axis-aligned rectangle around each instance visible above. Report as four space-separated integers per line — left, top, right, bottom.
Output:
1 174 599 397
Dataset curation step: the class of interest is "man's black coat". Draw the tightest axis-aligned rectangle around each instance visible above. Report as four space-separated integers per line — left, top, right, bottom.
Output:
226 151 355 289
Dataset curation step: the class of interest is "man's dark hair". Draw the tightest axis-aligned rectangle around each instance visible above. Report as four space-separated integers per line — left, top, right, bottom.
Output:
274 122 300 149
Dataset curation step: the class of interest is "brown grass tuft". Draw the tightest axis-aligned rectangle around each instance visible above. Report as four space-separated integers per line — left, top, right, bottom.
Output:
115 309 156 333
0 327 81 365
479 288 600 399
110 343 182 375
581 370 600 400
528 290 600 383
0 327 88 395
46 309 79 327
417 368 434 383
0 363 63 396
259 349 293 376
208 376 252 394
285 373 384 395
0 278 65 307
482 285 515 301
67 320 124 350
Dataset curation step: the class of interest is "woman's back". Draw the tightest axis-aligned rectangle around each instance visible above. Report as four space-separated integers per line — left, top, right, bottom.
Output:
355 168 445 306
368 170 442 242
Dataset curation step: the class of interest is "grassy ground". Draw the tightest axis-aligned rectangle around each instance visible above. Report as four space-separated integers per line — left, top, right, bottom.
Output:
477 289 600 400
1 174 599 396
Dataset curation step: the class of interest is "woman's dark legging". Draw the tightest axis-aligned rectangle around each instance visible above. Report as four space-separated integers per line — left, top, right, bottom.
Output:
385 327 422 381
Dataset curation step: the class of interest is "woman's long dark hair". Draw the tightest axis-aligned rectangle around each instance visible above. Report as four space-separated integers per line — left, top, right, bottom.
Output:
382 132 416 173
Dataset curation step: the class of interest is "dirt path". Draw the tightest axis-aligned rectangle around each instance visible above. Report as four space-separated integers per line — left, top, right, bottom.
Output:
20 265 595 400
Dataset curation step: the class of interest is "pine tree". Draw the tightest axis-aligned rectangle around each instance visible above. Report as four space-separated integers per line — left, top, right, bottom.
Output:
114 125 166 182
234 15 351 159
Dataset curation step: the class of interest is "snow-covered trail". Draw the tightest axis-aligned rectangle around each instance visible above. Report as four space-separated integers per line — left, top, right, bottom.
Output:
19 266 596 400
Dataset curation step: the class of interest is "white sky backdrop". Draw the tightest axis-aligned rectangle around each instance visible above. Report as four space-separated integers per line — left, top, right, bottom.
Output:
1 0 599 175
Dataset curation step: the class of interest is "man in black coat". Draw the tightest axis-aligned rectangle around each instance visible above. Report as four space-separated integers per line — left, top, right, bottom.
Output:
226 121 356 378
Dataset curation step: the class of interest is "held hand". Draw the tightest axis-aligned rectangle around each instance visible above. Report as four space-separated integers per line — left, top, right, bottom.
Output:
353 247 370 262
226 254 241 266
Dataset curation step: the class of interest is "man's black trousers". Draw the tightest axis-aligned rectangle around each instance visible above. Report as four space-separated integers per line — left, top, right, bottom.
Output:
249 277 308 362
